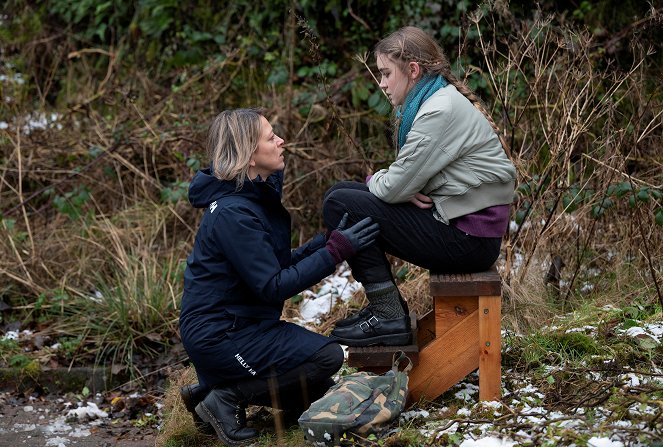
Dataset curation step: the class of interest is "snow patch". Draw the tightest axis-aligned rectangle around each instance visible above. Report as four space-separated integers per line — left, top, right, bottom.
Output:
459 437 516 447
66 402 108 421
298 263 362 324
587 437 624 447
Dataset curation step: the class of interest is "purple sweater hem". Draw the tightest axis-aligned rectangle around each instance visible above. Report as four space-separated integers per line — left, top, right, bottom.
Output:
451 205 510 238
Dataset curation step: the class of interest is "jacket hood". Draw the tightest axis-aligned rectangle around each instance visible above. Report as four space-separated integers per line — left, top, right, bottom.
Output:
188 167 283 208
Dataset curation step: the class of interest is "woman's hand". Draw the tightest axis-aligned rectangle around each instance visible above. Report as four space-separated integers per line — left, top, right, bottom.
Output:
410 192 433 209
325 213 380 264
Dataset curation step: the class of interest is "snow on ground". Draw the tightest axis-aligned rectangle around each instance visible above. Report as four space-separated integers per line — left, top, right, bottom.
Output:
1 397 109 446
297 263 362 325
620 323 663 343
394 366 661 446
460 437 516 447
0 63 63 134
65 402 108 421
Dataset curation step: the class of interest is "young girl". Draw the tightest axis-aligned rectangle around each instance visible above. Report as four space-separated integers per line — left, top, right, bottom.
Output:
323 26 516 347
179 108 379 444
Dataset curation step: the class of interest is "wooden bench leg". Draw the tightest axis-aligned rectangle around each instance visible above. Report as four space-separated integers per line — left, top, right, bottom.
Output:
478 294 501 401
408 308 479 404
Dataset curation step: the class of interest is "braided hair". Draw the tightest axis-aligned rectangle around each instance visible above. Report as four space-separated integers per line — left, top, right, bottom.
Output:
374 26 509 155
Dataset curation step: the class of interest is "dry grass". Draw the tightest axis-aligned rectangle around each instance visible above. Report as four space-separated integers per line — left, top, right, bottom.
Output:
157 365 312 447
156 366 205 446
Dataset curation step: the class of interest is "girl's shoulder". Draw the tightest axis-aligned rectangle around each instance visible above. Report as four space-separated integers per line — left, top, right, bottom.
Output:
412 86 455 127
417 84 480 123
419 84 463 112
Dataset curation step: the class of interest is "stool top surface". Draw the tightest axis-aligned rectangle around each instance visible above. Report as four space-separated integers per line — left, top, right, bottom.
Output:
430 265 501 296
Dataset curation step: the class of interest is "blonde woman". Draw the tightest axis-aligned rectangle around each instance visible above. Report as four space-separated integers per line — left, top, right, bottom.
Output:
323 26 516 347
179 109 379 444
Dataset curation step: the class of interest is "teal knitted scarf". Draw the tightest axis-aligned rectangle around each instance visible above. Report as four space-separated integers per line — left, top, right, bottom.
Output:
396 74 448 149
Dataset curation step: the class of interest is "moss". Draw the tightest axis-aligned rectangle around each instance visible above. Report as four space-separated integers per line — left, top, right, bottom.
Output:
23 359 42 380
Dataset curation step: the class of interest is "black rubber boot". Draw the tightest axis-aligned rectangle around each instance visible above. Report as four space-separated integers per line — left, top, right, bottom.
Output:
180 384 215 435
195 387 258 445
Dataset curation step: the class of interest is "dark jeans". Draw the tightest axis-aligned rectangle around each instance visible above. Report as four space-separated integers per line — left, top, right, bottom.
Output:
235 342 343 412
322 181 501 283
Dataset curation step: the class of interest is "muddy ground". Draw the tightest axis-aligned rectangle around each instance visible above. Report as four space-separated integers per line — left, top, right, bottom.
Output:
0 390 159 447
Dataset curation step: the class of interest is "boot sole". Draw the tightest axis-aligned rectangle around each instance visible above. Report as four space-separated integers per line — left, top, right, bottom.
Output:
331 331 412 347
195 402 255 445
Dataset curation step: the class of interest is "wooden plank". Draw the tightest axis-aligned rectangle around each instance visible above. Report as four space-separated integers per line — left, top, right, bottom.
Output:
434 296 478 337
407 309 479 404
430 265 501 297
478 294 502 401
416 310 435 348
347 344 419 368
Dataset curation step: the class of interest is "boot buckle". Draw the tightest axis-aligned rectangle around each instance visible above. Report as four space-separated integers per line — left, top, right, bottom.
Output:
359 315 380 332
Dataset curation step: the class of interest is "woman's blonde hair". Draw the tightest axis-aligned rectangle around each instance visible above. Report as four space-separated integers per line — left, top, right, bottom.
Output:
375 26 510 155
207 108 264 189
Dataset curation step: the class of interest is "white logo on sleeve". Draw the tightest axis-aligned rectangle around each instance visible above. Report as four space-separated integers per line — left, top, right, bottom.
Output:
209 201 218 213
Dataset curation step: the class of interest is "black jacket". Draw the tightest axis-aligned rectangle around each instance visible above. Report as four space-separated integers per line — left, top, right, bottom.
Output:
179 168 337 386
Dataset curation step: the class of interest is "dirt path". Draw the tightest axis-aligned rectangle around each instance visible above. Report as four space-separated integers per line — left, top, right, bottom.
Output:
0 391 157 447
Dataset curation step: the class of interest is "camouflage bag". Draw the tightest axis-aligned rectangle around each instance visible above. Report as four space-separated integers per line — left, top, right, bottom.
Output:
298 351 412 445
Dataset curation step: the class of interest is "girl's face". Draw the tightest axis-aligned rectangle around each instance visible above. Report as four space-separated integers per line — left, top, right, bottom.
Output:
249 115 285 179
376 54 418 107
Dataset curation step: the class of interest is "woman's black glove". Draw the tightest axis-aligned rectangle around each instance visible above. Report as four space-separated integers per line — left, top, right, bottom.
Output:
325 213 380 264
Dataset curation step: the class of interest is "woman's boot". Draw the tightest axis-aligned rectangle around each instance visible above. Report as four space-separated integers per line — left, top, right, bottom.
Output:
179 383 214 434
195 387 258 445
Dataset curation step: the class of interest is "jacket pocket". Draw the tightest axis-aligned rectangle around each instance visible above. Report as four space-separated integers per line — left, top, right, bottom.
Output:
423 172 448 194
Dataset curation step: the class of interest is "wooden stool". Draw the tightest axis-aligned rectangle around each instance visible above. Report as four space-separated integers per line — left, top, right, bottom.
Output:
347 265 502 404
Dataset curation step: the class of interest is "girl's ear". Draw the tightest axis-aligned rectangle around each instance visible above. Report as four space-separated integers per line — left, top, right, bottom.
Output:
408 61 421 80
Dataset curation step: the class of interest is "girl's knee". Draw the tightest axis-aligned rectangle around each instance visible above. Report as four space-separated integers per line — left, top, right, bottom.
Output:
322 183 373 227
323 181 350 201
322 190 351 226
323 181 368 202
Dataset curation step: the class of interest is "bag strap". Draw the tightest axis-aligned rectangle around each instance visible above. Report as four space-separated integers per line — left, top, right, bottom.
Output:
391 350 413 374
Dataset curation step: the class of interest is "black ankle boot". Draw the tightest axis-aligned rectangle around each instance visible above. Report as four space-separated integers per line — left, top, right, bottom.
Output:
180 384 214 435
330 313 411 347
334 306 372 328
335 297 409 329
195 387 258 445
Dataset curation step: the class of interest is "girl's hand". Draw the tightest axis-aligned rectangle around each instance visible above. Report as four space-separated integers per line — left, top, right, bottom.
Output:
410 192 433 209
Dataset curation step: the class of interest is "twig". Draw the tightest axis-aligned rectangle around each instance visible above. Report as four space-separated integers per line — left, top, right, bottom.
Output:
354 52 389 100
3 140 123 217
582 153 661 189
631 181 663 309
67 47 117 113
346 0 371 30
296 14 371 169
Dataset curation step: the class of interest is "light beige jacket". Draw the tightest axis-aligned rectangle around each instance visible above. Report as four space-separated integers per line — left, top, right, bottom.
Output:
368 84 516 224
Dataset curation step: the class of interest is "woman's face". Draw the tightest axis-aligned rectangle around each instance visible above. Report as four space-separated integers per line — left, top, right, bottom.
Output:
249 115 285 180
376 54 415 107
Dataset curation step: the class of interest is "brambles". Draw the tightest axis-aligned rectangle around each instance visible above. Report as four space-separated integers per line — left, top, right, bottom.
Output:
0 2 661 383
